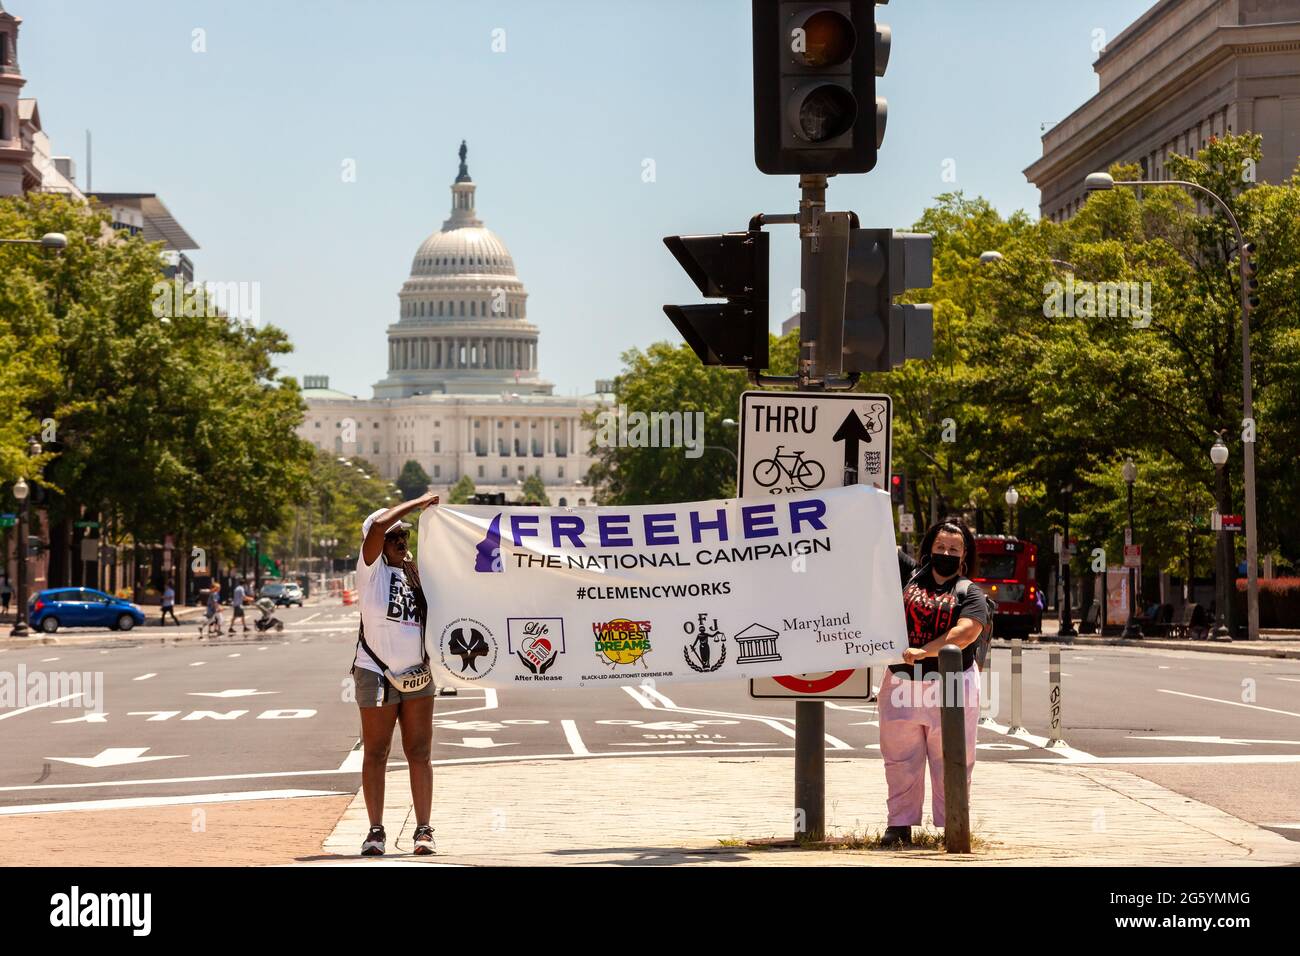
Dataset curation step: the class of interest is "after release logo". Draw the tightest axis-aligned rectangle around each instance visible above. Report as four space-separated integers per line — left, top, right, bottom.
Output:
592 618 653 670
440 617 499 679
508 617 565 677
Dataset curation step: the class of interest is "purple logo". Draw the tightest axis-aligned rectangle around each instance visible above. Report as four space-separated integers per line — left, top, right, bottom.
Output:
474 514 504 573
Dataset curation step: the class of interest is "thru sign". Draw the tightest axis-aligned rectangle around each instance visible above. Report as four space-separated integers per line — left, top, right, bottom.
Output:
739 391 893 700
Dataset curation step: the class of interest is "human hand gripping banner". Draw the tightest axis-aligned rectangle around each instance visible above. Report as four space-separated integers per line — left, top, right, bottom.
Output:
417 484 906 690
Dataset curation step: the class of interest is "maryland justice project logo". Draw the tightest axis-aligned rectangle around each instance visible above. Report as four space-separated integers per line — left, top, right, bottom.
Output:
439 617 499 679
592 618 653 669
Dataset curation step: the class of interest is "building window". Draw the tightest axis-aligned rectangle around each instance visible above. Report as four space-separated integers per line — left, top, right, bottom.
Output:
478 465 484 478
558 467 564 478
434 440 440 452
558 497 567 506
434 465 440 477
578 498 587 506
470 301 477 316
518 465 525 476
314 421 320 429
373 422 379 428
372 440 380 454
501 466 507 477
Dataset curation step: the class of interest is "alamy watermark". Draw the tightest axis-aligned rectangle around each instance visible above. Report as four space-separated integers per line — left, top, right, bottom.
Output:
151 278 262 327
593 404 704 459
1043 277 1152 328
0 666 105 712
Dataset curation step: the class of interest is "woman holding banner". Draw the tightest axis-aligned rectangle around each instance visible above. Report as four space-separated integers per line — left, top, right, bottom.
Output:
879 517 989 847
351 491 440 857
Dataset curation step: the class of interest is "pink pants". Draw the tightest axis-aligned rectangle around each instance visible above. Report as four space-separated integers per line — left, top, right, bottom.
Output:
877 665 980 829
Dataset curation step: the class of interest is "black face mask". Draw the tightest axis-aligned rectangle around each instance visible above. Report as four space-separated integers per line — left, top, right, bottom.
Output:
930 552 962 577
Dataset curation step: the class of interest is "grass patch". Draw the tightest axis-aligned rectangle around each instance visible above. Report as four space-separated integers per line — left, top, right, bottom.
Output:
832 826 987 852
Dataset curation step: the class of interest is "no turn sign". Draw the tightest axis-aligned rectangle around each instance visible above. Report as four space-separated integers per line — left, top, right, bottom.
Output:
750 668 873 699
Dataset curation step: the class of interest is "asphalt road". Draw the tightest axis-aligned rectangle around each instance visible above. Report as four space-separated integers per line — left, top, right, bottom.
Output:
1 602 1298 839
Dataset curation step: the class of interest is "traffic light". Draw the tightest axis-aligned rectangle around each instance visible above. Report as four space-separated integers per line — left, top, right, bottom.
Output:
890 471 905 506
752 0 891 175
1242 242 1259 311
662 230 770 371
841 229 933 372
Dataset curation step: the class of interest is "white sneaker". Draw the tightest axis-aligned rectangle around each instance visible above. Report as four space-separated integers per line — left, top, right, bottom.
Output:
360 825 386 856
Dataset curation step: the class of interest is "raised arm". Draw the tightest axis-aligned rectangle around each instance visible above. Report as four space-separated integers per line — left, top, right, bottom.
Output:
361 490 440 566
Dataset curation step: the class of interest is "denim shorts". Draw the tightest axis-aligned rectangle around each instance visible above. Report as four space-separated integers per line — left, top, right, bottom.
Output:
351 665 436 708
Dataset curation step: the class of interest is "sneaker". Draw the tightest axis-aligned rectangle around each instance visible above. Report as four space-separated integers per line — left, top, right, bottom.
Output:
360 825 386 856
880 826 912 848
412 824 436 856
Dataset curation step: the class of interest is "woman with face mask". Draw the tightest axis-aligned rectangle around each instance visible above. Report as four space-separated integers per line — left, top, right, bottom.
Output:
878 516 989 847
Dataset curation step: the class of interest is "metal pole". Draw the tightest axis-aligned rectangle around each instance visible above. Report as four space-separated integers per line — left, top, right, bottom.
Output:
9 494 28 637
794 699 824 841
939 644 971 852
1123 481 1142 638
1046 646 1067 748
1007 639 1024 734
1059 486 1076 640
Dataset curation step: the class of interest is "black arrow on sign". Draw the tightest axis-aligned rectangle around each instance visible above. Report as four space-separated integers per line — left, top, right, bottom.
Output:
831 410 873 485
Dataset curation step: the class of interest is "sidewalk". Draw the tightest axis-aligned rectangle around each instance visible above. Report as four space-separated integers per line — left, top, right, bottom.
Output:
1019 616 1300 660
319 755 1300 866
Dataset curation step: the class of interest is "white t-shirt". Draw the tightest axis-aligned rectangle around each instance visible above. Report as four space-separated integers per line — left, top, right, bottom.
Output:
353 552 425 674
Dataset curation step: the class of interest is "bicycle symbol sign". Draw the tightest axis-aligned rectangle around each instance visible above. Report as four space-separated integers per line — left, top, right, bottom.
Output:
737 391 892 498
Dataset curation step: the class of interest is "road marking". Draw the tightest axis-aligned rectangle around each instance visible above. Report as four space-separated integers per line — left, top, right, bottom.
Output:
41 657 59 662
1278 678 1300 683
0 692 83 721
443 737 518 749
133 673 156 681
624 686 855 749
227 653 241 658
1157 688 1300 719
0 789 346 817
189 661 206 667
432 688 498 717
188 689 276 698
1017 754 1300 765
978 717 1097 761
561 719 589 756
46 747 186 768
1132 734 1300 747
298 613 321 625
52 711 108 724
336 739 363 773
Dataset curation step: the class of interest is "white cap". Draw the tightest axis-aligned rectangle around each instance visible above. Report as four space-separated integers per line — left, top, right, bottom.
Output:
362 509 412 540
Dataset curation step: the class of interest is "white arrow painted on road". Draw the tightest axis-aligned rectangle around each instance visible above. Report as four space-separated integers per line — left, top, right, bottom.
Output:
46 748 186 768
187 689 277 698
442 737 518 749
1132 735 1300 747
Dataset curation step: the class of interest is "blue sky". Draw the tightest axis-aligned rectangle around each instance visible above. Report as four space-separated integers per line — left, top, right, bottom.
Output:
26 0 1152 397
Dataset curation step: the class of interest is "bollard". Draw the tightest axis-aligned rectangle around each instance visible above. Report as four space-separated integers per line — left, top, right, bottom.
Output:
939 644 971 853
794 700 825 842
1007 639 1025 735
977 643 994 726
1046 646 1068 748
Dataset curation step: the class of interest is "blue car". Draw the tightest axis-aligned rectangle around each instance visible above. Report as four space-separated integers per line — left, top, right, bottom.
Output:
28 587 147 634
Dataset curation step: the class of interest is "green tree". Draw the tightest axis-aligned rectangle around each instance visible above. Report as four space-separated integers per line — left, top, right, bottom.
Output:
447 475 476 504
518 473 549 505
396 459 431 500
585 331 798 505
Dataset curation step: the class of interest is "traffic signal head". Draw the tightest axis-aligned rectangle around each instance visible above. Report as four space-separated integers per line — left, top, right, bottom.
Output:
752 1 890 175
890 471 905 506
663 230 770 370
1242 242 1260 310
841 229 933 372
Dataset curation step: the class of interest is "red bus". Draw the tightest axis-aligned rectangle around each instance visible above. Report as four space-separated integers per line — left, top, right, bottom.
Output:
972 535 1041 637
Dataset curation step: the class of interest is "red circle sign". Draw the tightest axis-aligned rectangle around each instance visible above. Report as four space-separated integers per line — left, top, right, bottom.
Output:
772 670 856 694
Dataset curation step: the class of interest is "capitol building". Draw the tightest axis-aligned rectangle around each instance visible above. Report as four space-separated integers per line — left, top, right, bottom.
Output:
298 143 604 504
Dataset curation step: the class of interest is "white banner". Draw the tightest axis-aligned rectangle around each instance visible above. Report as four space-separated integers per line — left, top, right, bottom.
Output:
417 484 906 690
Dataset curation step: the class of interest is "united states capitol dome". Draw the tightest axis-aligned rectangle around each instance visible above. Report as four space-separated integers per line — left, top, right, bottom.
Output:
373 141 550 398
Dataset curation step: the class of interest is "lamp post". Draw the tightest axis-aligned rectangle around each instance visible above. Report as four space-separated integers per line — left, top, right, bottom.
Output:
1004 487 1019 536
9 477 30 637
1059 482 1076 641
1210 434 1232 641
1085 171 1259 641
1121 458 1143 639
980 250 1077 272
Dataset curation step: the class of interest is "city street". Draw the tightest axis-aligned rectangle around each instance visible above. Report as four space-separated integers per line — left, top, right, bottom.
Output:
2 601 1298 848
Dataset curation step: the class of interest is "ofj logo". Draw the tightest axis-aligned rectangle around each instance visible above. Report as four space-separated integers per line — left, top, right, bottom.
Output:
592 404 705 459
151 278 262 326
1043 277 1153 328
49 886 151 937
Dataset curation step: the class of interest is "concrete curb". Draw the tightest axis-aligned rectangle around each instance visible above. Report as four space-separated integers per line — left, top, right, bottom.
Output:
993 635 1300 660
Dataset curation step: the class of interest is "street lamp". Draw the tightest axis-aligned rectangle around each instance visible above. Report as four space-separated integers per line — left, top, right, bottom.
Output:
1210 434 1232 642
1121 458 1143 639
1086 170 1260 640
1004 487 1019 536
1059 482 1077 641
980 250 1077 272
0 232 68 251
9 477 29 637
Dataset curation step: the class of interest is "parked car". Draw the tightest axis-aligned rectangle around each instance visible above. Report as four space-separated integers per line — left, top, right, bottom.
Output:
260 581 304 607
27 587 146 634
